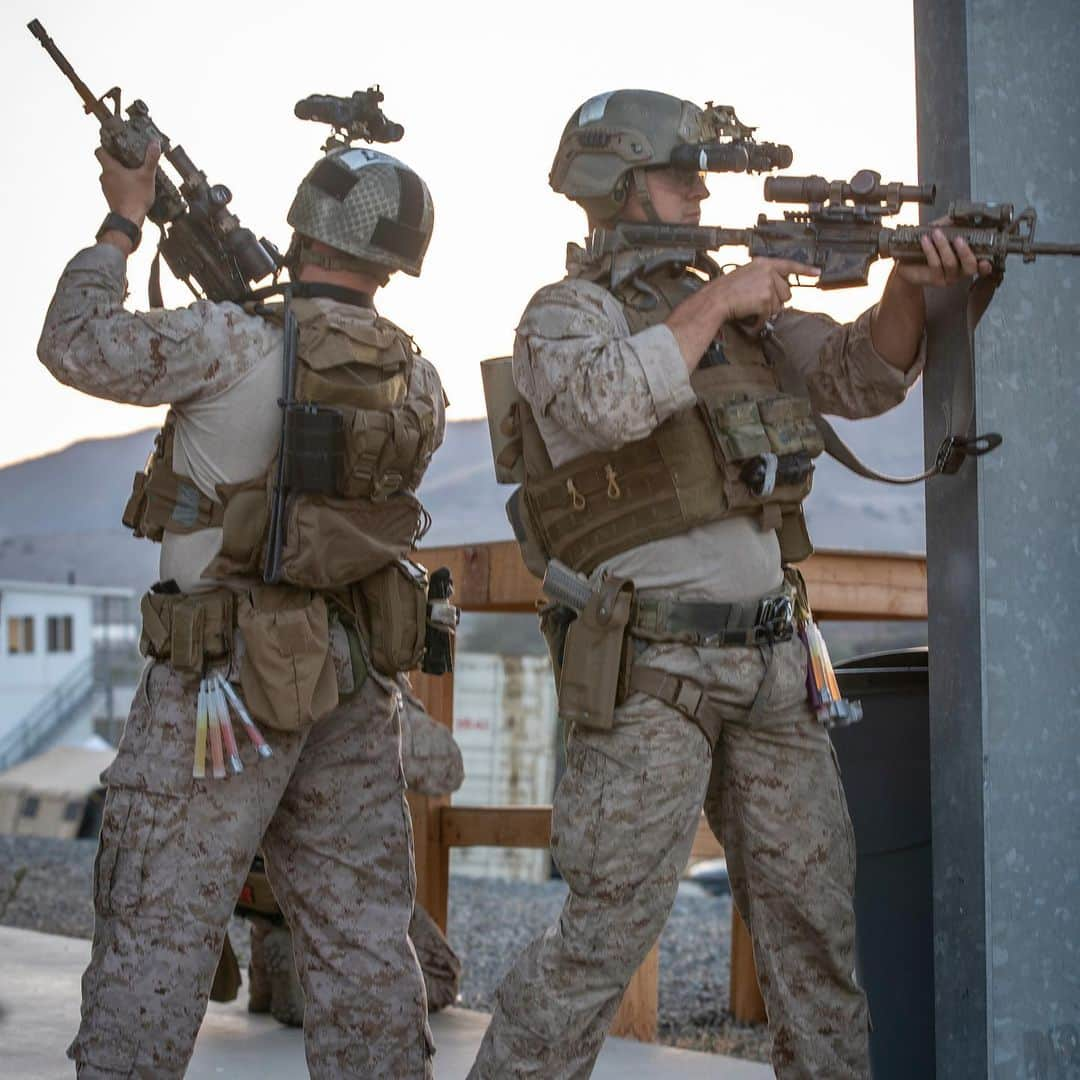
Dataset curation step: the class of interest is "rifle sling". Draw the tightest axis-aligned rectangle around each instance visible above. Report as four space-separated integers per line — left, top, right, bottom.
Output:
764 273 1003 486
149 248 164 310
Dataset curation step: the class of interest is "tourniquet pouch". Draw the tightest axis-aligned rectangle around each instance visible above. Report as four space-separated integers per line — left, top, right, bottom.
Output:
237 586 338 732
357 558 429 676
558 575 635 731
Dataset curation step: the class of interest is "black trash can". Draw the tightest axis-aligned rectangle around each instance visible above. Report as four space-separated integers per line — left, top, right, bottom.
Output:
831 647 933 1080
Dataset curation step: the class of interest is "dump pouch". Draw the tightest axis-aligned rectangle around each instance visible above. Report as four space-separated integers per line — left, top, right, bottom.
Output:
356 558 429 676
480 356 526 484
557 575 635 731
277 492 425 590
236 587 338 732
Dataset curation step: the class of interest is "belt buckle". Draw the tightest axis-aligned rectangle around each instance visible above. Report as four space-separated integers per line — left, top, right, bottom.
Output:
754 594 794 644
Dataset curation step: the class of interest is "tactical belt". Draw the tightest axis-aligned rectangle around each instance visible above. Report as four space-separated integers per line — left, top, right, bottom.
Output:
632 589 795 647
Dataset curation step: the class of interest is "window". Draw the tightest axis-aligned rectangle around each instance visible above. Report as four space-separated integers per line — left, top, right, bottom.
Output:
47 615 74 653
7 616 34 654
21 796 40 819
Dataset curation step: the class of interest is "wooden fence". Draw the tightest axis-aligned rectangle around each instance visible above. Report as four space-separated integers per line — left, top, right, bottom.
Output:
408 540 927 1040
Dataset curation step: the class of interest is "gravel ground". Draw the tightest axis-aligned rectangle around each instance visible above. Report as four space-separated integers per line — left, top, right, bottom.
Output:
0 835 771 1064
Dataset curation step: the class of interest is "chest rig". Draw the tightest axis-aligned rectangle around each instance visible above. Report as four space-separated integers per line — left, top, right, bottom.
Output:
122 294 438 591
510 250 824 573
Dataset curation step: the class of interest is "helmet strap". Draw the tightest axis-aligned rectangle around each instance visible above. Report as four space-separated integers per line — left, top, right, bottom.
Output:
631 167 662 224
290 236 391 286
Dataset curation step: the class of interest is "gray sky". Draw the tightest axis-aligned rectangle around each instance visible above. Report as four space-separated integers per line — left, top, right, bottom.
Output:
3 0 919 468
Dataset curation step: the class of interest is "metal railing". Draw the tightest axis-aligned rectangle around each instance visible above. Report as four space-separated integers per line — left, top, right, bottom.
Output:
0 657 96 770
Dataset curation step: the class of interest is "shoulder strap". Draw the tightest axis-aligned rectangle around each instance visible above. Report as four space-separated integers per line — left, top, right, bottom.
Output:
764 274 1003 485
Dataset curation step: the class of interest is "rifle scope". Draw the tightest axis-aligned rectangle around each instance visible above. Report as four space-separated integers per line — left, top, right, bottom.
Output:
764 170 935 206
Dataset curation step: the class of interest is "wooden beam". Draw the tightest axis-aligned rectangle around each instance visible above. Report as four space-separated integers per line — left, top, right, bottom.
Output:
408 790 449 934
414 542 540 612
690 813 724 862
730 906 767 1024
610 944 659 1042
417 540 928 621
802 550 928 621
406 669 455 933
442 805 552 849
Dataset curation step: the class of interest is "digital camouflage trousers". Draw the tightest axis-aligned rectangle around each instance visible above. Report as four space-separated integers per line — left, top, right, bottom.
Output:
68 661 434 1079
469 634 869 1080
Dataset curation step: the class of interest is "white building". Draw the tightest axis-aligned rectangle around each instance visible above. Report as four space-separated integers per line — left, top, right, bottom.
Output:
0 579 134 769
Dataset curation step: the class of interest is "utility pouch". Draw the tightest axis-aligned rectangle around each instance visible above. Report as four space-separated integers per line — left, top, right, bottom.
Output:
777 506 814 564
557 575 635 731
139 589 234 672
357 558 429 676
282 405 345 495
237 587 338 732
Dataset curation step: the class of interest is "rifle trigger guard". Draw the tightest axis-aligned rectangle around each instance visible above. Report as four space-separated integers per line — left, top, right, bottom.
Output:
935 432 1003 474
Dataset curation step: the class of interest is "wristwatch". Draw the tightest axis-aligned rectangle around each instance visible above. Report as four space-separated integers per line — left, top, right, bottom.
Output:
96 212 142 252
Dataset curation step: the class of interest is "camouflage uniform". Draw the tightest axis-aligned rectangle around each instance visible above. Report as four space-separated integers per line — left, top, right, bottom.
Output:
238 677 464 1024
38 243 442 1078
470 262 922 1080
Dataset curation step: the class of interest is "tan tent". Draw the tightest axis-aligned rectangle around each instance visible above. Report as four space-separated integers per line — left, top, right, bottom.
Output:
0 742 114 837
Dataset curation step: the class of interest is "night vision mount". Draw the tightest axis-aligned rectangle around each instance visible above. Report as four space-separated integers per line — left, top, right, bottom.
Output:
669 102 794 176
294 89 405 152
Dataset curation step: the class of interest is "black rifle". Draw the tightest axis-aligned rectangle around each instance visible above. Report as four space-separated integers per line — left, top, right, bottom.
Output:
592 169 1080 483
29 18 279 304
589 169 1080 286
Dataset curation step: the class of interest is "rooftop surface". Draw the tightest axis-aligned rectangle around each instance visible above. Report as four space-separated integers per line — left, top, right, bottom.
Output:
0 925 773 1079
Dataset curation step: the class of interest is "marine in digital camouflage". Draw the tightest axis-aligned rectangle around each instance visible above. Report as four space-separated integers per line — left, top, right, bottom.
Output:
469 231 900 1076
38 237 443 1077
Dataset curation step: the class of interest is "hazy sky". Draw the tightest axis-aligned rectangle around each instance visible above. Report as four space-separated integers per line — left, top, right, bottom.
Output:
2 0 921 469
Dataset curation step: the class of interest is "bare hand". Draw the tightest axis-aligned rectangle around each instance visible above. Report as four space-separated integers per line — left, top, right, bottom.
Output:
705 257 821 328
896 216 994 287
95 141 161 227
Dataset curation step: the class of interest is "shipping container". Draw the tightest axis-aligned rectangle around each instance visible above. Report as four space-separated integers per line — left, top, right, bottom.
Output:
451 654 559 882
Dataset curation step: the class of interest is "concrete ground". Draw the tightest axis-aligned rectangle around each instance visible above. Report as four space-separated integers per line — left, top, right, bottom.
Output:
0 926 772 1078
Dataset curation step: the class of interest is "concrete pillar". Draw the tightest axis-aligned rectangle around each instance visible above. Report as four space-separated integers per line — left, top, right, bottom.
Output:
914 1 1080 1076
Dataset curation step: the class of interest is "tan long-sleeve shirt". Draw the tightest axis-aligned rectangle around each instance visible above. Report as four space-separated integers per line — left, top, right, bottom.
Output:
513 272 923 603
38 244 445 592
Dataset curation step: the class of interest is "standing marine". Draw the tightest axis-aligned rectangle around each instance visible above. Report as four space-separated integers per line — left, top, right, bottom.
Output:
37 131 444 1075
473 88 991 1079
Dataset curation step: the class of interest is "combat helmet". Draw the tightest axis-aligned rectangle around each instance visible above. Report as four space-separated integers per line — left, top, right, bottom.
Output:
550 89 791 223
287 146 434 282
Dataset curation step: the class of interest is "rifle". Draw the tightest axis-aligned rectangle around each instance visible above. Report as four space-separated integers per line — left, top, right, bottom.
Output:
29 18 279 304
591 169 1080 483
588 169 1080 287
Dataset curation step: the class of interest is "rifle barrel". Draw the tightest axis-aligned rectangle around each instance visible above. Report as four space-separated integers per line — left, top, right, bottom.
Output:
1030 242 1080 256
610 224 752 249
27 20 108 122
